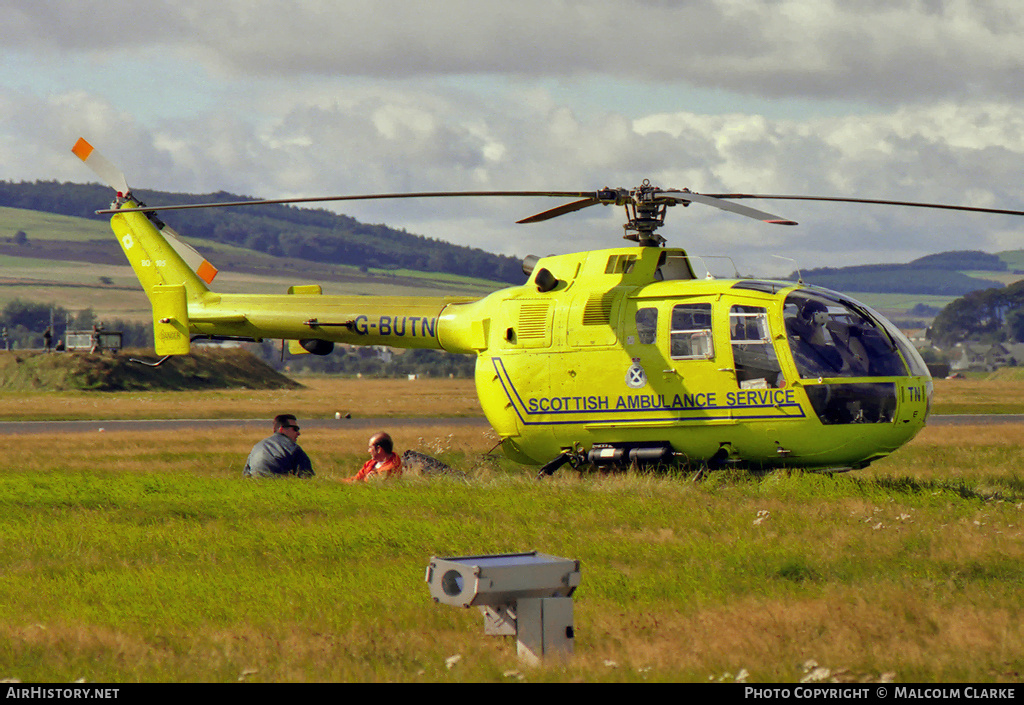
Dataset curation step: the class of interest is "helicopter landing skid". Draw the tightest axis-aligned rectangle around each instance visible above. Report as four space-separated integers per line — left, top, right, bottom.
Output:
536 444 587 479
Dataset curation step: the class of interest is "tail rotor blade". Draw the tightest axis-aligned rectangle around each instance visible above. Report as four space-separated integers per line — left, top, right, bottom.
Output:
161 224 219 284
74 138 218 284
72 138 130 196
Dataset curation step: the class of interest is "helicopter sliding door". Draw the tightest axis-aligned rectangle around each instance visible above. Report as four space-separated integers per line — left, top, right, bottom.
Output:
722 303 803 425
729 305 784 389
641 298 735 422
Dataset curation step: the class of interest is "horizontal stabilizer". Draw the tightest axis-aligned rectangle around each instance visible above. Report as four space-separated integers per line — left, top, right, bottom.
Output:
190 311 247 324
286 285 323 353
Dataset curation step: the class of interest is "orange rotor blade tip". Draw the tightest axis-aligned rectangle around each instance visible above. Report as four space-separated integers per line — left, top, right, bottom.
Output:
72 138 94 161
196 260 218 284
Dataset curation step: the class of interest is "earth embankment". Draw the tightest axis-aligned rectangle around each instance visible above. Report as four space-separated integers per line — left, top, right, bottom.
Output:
0 348 300 391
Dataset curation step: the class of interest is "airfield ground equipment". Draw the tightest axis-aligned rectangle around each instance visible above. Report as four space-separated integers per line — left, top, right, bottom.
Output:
64 329 122 354
425 551 581 664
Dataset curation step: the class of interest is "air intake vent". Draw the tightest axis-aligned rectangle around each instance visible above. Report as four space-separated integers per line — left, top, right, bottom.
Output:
582 292 617 326
518 301 551 339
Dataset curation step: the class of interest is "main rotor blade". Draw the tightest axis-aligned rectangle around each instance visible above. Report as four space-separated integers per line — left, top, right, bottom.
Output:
95 190 598 215
662 191 797 225
702 194 1024 218
516 197 600 224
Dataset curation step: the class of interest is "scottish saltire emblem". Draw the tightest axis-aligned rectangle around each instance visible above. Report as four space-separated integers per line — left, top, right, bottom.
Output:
625 358 647 389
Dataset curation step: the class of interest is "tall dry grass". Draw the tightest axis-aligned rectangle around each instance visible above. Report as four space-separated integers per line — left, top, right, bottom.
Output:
932 375 1024 414
1 416 1022 682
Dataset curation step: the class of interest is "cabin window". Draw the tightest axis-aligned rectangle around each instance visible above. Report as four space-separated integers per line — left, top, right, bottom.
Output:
605 254 637 274
670 303 714 360
635 307 657 344
730 305 784 388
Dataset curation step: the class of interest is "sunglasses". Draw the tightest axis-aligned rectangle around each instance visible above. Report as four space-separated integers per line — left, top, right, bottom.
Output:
282 425 300 431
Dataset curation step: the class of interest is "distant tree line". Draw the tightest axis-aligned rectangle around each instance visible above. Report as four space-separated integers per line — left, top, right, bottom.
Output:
909 251 1008 271
0 180 526 283
929 279 1024 347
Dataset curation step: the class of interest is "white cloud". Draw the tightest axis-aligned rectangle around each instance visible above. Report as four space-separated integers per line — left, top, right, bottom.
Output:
0 0 1022 278
6 1 1024 101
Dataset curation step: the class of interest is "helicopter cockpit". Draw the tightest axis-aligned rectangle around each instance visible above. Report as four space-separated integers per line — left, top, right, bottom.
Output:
779 288 932 425
782 291 918 379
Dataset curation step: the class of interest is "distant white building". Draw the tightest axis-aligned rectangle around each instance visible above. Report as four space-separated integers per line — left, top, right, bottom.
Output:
950 342 1024 372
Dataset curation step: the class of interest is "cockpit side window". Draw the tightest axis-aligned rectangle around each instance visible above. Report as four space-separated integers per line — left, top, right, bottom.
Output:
784 292 908 378
635 307 658 344
730 305 784 388
656 252 696 281
670 303 714 360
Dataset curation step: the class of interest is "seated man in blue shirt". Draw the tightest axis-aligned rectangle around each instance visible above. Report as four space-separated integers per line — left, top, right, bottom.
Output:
243 414 314 478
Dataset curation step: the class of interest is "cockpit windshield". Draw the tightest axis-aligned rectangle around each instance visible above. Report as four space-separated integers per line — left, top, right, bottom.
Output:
783 291 909 379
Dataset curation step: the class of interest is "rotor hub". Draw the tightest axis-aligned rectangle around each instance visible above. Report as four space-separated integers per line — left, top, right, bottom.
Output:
621 181 671 247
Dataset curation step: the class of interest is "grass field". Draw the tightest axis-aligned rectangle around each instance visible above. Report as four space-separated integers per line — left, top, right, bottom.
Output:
0 208 112 242
0 378 1022 682
931 370 1024 414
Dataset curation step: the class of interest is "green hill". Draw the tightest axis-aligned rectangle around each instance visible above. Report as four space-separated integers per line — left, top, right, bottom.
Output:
0 205 505 296
0 180 525 284
793 250 1006 296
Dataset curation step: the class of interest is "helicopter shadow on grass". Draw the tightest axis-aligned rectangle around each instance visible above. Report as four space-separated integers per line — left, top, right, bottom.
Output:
861 473 1024 502
560 461 1024 503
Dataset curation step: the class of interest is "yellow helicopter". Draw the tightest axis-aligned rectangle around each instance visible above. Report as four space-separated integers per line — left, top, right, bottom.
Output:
72 138 1024 475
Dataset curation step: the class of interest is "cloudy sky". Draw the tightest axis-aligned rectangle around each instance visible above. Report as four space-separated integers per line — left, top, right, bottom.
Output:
2 0 1023 277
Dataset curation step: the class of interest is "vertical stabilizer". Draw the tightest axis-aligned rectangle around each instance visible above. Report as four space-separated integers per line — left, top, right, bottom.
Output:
110 207 212 303
150 284 191 355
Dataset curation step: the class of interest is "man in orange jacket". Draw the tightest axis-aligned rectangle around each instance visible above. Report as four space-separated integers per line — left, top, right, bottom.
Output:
344 432 402 482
